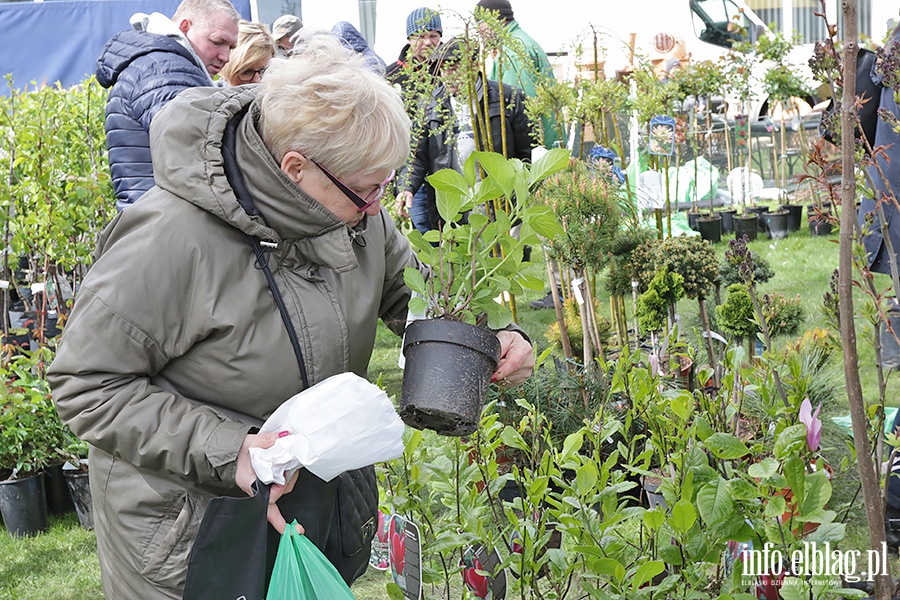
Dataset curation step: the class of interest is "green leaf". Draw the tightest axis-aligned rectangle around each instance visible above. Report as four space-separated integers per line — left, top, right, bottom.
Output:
528 147 571 188
798 470 831 516
434 186 464 224
748 457 779 480
696 477 736 527
472 151 516 199
643 508 665 530
591 558 626 583
670 499 697 534
561 431 584 459
408 296 427 315
778 578 810 600
574 462 599 497
693 416 714 441
783 454 806 504
403 267 426 295
524 205 564 238
705 433 750 459
632 561 665 590
764 494 787 518
774 423 807 459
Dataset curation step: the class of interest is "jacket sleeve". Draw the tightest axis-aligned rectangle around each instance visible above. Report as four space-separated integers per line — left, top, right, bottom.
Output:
47 220 251 489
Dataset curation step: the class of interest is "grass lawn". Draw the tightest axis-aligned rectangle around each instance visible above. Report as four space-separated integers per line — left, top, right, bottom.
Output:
3 222 898 599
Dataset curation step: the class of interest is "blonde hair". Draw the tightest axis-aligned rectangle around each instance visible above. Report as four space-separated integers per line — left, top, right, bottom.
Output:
220 20 276 85
258 36 410 177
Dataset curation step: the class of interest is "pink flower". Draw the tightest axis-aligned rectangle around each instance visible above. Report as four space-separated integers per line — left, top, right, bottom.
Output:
799 398 822 452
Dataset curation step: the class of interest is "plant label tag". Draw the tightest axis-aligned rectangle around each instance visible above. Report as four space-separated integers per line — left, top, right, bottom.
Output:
31 282 46 294
389 514 423 600
572 277 585 306
0 280 8 289
461 543 507 599
369 509 390 571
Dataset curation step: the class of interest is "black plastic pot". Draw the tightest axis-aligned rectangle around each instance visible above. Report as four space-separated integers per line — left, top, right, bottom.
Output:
763 210 790 239
63 467 93 530
718 208 737 234
697 215 722 243
780 203 803 232
0 473 49 537
686 211 702 231
809 215 834 236
43 463 75 516
746 205 770 234
733 214 759 241
400 318 501 436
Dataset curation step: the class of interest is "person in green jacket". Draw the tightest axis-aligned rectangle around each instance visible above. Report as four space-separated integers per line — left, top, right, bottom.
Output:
475 0 560 149
48 36 534 599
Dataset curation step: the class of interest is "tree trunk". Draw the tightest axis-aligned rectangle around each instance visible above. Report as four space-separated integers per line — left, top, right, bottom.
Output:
839 4 892 597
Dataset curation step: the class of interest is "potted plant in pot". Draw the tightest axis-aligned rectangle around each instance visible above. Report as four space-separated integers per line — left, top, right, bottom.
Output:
401 149 569 436
0 352 65 537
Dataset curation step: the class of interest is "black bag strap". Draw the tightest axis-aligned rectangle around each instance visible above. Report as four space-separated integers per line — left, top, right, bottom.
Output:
221 106 310 389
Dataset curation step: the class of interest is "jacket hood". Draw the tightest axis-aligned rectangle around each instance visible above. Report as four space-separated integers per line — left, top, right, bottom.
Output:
149 85 366 272
331 22 386 72
96 29 200 88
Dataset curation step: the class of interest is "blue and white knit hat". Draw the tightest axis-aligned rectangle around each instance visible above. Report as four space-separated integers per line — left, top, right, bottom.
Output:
406 7 442 38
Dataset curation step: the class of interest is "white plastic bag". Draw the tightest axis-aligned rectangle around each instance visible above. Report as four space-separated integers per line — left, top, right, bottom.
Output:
249 372 405 484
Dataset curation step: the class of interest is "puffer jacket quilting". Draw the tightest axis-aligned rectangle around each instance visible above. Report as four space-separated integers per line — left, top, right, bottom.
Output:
96 29 211 210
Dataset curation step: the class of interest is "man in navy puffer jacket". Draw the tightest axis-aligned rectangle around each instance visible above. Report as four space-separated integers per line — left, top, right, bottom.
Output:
96 0 239 211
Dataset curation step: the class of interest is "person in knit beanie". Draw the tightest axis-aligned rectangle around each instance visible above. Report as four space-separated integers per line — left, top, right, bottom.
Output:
473 0 559 148
475 0 514 23
386 7 444 232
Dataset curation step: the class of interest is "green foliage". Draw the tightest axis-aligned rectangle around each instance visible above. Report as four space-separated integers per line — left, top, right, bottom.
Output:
636 267 684 334
544 297 610 359
0 351 66 477
716 283 757 341
403 149 568 329
0 76 114 319
605 226 658 297
535 160 624 271
654 236 720 299
760 292 805 338
720 247 775 287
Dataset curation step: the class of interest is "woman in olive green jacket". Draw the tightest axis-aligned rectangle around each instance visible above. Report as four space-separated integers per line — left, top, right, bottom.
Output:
48 38 533 599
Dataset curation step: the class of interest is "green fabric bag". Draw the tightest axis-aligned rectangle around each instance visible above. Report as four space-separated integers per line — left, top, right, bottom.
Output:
266 521 357 600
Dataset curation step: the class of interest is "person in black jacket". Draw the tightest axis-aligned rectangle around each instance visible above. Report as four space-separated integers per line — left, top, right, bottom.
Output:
397 36 535 233
95 0 239 211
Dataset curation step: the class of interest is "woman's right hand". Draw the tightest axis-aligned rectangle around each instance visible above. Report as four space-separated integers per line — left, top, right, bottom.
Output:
396 190 413 219
235 431 304 535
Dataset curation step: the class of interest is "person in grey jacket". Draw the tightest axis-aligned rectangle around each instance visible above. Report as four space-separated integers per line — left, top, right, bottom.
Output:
96 0 239 210
49 37 533 599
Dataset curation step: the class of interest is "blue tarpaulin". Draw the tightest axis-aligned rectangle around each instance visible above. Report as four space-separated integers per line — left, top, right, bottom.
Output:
0 0 252 92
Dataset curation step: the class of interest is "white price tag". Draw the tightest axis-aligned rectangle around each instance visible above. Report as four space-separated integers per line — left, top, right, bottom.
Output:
0 280 8 290
31 282 46 294
571 277 585 306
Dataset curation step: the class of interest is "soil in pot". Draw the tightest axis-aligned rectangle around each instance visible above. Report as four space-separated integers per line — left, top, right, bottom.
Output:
400 318 501 437
0 473 49 537
718 208 737 234
733 214 759 241
780 203 803 232
697 215 723 243
763 210 790 240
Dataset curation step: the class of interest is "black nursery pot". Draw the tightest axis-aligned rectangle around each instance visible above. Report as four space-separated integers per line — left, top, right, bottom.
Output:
780 203 803 232
718 208 737 234
0 473 49 537
400 318 501 437
763 210 790 240
733 214 759 241
63 466 93 530
746 205 770 234
697 215 722 243
43 463 75 516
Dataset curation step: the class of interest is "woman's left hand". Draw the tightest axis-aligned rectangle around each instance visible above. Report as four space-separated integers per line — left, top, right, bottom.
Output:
492 330 534 388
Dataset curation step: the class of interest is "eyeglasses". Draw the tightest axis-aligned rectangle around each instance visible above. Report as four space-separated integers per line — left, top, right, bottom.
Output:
310 159 395 213
236 67 266 83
